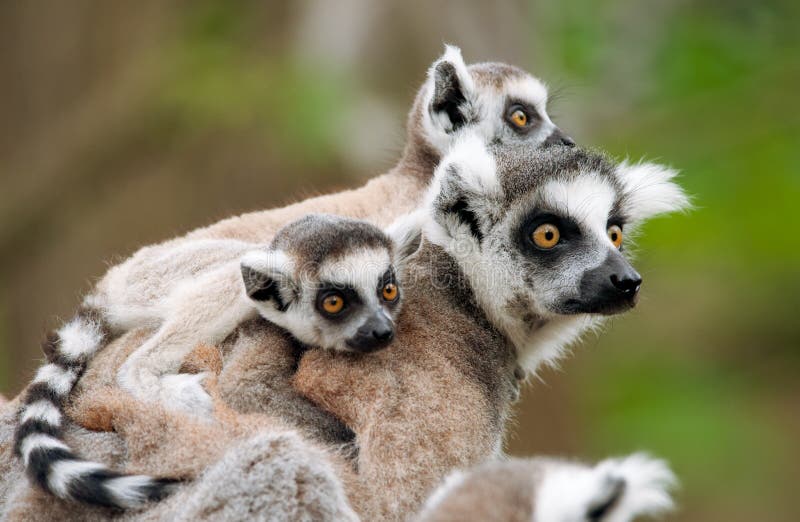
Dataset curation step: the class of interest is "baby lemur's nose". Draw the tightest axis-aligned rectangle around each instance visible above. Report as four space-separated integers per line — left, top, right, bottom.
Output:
373 327 394 343
346 315 395 353
610 271 642 297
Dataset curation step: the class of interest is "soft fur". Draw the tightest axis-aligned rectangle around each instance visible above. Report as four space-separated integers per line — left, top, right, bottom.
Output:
416 454 676 522
12 214 417 509
2 139 688 519
1 49 689 520
9 46 573 511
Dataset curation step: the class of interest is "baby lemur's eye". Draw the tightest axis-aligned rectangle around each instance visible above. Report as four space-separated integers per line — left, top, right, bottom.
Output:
509 108 528 128
531 223 560 249
607 225 623 249
321 293 345 315
382 283 399 302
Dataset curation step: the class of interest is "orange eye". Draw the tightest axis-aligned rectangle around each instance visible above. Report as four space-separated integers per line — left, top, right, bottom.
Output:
382 283 399 302
531 224 560 249
322 293 345 314
608 225 623 248
510 109 528 128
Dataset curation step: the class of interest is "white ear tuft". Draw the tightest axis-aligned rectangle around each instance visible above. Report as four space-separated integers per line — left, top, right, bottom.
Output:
386 210 426 265
240 249 293 276
425 135 495 214
422 44 475 150
616 160 691 223
430 44 473 91
240 249 296 304
441 134 498 196
423 135 500 246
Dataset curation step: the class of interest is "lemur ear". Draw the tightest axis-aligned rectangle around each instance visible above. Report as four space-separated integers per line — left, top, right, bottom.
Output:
240 250 296 312
426 134 501 244
427 45 474 134
386 210 425 268
615 161 691 224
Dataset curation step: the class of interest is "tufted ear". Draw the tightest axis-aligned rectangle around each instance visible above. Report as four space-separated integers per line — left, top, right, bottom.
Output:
426 45 475 135
615 161 691 224
240 250 297 312
386 210 425 270
425 134 501 245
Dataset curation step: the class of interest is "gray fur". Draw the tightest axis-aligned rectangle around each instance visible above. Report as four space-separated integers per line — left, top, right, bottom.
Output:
12 214 414 510
5 46 593 515
417 454 676 522
425 138 689 371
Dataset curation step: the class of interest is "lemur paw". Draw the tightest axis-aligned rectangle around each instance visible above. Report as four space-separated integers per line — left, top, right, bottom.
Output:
537 453 677 522
157 372 214 418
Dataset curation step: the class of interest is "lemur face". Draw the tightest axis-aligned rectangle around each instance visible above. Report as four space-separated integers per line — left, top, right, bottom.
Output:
241 214 421 353
420 46 573 157
426 137 689 364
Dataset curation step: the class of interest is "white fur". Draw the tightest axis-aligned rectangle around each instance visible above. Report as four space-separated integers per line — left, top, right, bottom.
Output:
20 400 62 427
19 434 70 466
104 475 162 509
56 317 104 360
385 209 427 264
541 175 617 239
424 143 600 373
444 133 501 197
616 161 690 223
240 249 294 278
594 454 677 522
32 364 78 397
156 373 214 416
48 460 107 496
417 469 469 518
534 454 676 522
420 44 556 156
421 45 475 151
317 248 392 295
523 315 599 373
502 75 555 144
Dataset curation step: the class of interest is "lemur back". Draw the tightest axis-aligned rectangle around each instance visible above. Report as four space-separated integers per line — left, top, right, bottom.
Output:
12 44 577 511
13 213 421 509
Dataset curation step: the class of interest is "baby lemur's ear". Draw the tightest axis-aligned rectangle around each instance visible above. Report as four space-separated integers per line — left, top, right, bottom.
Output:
426 44 475 135
425 134 502 245
615 160 691 225
386 210 425 269
240 250 296 312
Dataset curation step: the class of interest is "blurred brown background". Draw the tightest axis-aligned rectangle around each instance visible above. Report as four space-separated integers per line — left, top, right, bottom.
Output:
1 1 798 521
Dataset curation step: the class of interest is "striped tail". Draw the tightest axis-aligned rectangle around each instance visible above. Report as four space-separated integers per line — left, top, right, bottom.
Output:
13 309 178 509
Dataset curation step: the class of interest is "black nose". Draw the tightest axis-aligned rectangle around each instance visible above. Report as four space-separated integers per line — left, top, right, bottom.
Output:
373 327 394 343
566 252 643 315
345 315 395 353
543 128 576 148
610 272 642 297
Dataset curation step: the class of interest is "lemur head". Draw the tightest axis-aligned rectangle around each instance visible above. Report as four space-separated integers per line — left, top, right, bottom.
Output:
240 214 422 353
425 136 690 371
408 45 573 165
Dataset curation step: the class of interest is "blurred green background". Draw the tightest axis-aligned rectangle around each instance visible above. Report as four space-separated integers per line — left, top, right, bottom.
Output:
0 1 797 520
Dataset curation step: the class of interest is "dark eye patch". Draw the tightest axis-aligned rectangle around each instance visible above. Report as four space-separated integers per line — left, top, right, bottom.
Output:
377 268 401 307
315 283 361 320
378 268 396 290
504 100 542 134
606 214 626 230
520 212 580 247
516 211 583 269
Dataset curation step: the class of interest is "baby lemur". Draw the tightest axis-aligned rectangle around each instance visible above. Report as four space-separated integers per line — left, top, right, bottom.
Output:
14 213 421 509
